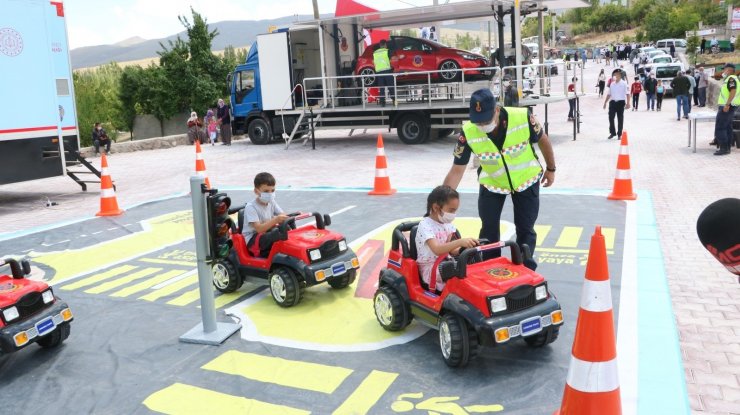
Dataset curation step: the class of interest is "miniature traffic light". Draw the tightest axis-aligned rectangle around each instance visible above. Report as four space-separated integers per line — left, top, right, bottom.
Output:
207 193 233 259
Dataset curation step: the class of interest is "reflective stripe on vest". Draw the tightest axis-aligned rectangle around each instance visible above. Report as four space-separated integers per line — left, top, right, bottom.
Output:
374 48 391 72
718 75 740 106
463 107 543 194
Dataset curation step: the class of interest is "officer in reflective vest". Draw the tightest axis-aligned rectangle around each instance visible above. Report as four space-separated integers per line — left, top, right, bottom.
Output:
714 63 740 156
373 39 395 107
443 89 556 270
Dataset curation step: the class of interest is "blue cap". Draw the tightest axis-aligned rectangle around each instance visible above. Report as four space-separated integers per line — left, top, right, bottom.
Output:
469 89 495 123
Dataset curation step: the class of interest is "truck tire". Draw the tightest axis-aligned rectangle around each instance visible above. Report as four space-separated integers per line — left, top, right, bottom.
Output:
373 285 410 331
37 323 70 349
212 259 240 293
397 113 430 145
248 118 273 145
269 267 303 307
439 312 479 367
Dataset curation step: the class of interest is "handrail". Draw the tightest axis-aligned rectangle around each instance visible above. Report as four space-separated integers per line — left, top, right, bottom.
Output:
277 83 304 141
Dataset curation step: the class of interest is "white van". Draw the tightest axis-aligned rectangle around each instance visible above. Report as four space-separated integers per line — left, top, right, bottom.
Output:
648 63 685 96
656 39 687 55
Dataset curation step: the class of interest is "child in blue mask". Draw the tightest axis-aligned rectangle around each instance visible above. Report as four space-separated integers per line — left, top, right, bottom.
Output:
243 172 288 257
415 185 478 291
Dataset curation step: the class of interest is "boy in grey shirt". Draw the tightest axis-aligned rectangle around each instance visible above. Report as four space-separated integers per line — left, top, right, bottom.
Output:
243 172 288 257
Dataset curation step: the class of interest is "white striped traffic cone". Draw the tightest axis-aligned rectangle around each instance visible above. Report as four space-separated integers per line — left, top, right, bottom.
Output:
96 153 124 216
554 226 620 414
195 141 211 189
368 133 396 196
607 131 636 200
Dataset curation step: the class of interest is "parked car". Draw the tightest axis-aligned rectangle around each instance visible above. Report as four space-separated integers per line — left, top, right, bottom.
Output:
648 63 685 96
629 46 656 61
649 55 674 65
656 39 687 55
524 42 539 58
355 36 492 87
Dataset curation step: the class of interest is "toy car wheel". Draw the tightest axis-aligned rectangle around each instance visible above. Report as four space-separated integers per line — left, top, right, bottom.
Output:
269 267 303 307
37 323 70 349
439 313 479 368
373 286 410 331
328 269 356 289
212 260 240 293
524 325 560 347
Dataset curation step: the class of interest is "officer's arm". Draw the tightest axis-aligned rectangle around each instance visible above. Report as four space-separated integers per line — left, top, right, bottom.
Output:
443 165 466 190
537 134 556 172
727 83 737 106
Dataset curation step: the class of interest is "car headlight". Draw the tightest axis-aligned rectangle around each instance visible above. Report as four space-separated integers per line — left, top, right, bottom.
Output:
535 284 547 301
309 249 322 262
42 289 54 304
490 297 507 313
457 52 480 60
2 306 19 322
338 240 347 252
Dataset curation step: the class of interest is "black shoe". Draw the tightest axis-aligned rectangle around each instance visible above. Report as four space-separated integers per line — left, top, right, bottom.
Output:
709 141 717 146
683 115 689 119
714 148 730 156
608 135 615 140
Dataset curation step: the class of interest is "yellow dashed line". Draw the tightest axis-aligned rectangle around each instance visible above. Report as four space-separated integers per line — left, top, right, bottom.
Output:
534 224 552 246
602 227 617 250
85 267 161 294
140 258 197 267
109 269 186 298
139 275 197 302
59 265 137 291
555 226 583 248
166 288 201 306
332 370 399 415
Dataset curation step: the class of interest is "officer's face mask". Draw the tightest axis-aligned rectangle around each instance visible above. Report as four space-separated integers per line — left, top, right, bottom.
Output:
479 122 495 133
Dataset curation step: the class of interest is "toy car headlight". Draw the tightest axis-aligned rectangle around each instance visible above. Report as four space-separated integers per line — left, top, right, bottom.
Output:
490 297 507 313
309 249 322 262
338 240 347 252
2 306 19 322
42 289 54 304
535 284 547 301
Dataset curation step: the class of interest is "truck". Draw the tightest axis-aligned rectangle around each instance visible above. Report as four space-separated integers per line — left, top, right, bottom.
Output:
0 0 101 189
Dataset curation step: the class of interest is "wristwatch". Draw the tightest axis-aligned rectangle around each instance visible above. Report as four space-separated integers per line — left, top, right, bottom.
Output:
546 166 556 172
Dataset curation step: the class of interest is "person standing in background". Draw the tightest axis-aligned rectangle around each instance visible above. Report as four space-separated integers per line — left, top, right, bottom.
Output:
597 68 606 97
670 71 691 120
603 68 630 140
686 70 696 113
217 98 232 146
700 37 706 54
643 73 657 111
697 67 708 107
630 76 642 111
656 80 665 112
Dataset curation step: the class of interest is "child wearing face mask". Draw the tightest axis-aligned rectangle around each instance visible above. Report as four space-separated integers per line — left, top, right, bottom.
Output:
243 172 289 257
415 185 478 291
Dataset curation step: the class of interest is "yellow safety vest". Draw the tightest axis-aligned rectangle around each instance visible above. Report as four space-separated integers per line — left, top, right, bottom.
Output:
718 75 740 106
463 107 542 195
373 48 391 72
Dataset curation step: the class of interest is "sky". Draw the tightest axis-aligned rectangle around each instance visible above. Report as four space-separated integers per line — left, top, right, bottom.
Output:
65 0 453 49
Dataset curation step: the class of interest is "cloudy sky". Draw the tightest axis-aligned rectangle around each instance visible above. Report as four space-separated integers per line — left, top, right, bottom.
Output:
65 0 455 49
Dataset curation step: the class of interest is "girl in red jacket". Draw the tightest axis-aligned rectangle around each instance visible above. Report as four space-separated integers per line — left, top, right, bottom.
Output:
630 76 642 111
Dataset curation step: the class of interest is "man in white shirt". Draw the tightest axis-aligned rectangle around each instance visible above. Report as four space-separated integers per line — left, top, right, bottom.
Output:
603 68 630 140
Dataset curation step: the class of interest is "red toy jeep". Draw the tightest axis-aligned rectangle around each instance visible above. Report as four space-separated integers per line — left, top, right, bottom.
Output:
0 258 73 355
373 222 563 367
211 206 359 308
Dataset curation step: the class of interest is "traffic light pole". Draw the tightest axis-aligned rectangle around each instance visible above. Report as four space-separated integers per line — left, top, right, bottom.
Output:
179 176 241 345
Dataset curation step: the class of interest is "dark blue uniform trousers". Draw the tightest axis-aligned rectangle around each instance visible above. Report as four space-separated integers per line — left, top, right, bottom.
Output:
478 182 540 270
715 105 737 149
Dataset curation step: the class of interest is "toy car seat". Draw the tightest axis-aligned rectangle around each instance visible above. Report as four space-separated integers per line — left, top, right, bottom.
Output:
409 225 419 260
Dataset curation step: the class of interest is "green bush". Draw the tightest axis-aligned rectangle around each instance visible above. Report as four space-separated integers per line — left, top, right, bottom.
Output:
73 64 125 146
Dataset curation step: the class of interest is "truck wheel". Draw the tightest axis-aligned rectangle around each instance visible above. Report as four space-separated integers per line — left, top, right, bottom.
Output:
248 118 273 145
397 113 430 145
359 67 377 86
524 325 560 347
328 269 356 289
373 285 410 331
269 267 303 307
439 313 479 367
212 259 240 293
37 323 70 349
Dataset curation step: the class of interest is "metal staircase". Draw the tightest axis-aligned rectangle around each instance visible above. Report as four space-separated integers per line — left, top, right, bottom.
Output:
63 145 113 191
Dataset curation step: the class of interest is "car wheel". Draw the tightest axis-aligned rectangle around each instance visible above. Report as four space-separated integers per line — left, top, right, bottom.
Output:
269 267 303 307
328 269 356 289
439 60 461 82
248 118 272 145
439 313 479 367
397 113 430 145
212 259 240 293
373 285 410 331
524 325 560 347
359 67 377 86
37 323 70 349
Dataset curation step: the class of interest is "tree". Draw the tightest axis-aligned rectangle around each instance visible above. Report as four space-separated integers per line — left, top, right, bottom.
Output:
118 66 145 137
73 63 125 146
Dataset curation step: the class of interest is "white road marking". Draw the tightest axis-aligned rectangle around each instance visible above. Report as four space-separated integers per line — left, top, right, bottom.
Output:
329 205 356 216
41 239 70 247
106 227 118 231
151 269 198 289
617 200 638 415
92 231 103 235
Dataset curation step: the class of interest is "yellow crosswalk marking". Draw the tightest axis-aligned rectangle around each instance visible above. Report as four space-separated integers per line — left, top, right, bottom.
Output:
139 275 197 302
202 350 353 394
142 383 310 415
213 282 263 309
85 267 161 294
59 265 137 291
555 226 583 248
602 227 616 250
534 225 552 246
109 270 186 298
166 288 201 306
332 370 399 415
140 258 197 267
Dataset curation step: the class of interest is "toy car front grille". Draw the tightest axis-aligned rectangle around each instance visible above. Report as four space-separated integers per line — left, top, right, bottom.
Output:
319 240 340 259
15 292 46 320
505 292 537 312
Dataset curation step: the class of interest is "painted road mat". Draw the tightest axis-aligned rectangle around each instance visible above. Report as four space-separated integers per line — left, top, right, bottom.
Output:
0 189 687 414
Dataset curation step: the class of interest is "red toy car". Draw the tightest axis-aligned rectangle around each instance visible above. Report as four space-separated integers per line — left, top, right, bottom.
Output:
0 258 73 355
210 204 360 308
355 36 492 86
373 222 563 367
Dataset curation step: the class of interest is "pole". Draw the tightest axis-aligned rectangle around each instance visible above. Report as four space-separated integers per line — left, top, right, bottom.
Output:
514 0 523 100
538 9 546 95
179 176 241 345
312 0 320 19
552 13 556 48
497 5 505 70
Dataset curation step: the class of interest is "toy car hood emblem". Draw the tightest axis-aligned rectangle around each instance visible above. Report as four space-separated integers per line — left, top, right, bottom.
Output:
486 267 518 280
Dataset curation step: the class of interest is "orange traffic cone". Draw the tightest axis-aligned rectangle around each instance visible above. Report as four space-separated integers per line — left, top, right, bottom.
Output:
195 141 211 189
554 226 621 415
96 153 124 217
607 131 637 200
368 134 396 196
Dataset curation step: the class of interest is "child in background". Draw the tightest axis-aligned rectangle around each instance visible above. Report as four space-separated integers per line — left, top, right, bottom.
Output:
415 185 478 291
630 76 642 111
206 109 218 146
656 80 665 112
